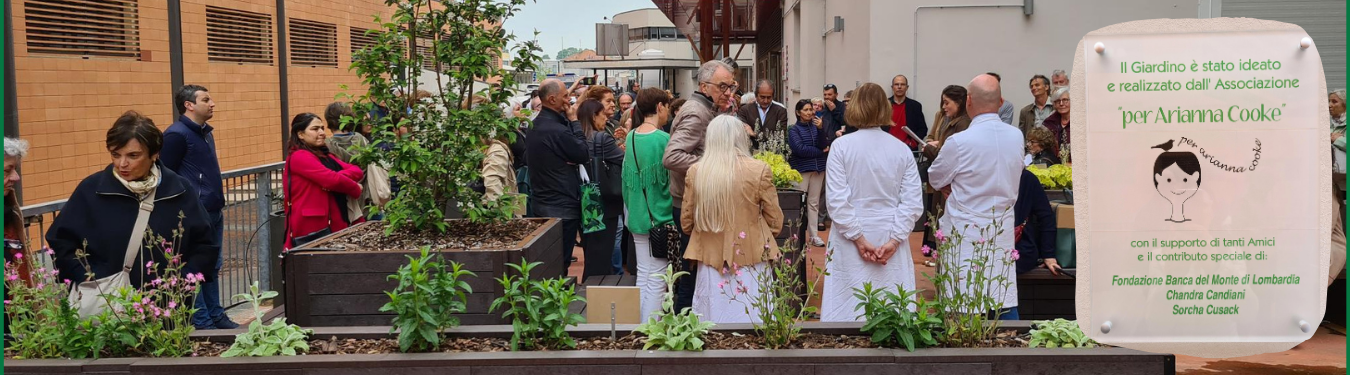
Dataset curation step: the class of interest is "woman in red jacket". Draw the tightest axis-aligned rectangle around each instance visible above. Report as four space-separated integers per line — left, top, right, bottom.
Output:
284 112 364 250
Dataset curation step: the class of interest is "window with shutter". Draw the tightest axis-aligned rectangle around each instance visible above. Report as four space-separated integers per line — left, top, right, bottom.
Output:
289 18 338 68
206 6 273 65
350 27 375 61
23 0 141 59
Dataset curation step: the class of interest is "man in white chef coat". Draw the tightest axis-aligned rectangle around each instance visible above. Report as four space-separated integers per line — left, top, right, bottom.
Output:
926 73 1026 319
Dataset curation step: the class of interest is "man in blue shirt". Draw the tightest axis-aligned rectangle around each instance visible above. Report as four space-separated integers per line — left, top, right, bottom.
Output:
160 84 239 329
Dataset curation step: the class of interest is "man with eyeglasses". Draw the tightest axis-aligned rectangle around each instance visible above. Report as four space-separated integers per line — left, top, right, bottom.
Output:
889 75 928 149
736 80 789 152
663 59 737 312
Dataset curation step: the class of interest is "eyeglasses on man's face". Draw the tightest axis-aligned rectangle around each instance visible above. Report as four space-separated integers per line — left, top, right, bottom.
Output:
705 81 738 93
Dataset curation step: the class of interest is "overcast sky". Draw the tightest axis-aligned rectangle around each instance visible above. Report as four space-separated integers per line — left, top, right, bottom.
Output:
503 0 655 59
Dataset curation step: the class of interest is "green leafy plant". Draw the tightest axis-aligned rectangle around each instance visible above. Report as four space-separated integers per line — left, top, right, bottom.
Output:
380 247 477 352
1026 164 1072 190
347 0 543 232
634 265 716 351
852 282 942 352
753 151 803 189
222 282 313 357
489 260 585 351
923 209 1020 347
1029 319 1098 348
721 234 827 349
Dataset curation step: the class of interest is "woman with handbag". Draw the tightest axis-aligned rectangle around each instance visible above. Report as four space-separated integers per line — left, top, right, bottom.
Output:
284 113 364 250
622 88 675 320
48 111 218 316
579 100 625 280
682 115 784 324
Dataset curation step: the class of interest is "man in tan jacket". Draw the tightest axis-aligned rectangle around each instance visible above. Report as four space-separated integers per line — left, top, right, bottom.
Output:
662 59 737 311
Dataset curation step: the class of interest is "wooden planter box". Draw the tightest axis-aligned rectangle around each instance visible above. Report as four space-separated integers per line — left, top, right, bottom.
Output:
1017 268 1077 321
282 217 563 327
4 322 1175 375
776 188 809 248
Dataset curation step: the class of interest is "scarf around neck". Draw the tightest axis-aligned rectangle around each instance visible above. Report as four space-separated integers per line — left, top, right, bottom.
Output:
113 164 161 198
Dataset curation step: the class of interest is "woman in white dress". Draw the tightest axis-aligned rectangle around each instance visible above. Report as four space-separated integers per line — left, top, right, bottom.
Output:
681 115 784 323
822 83 926 322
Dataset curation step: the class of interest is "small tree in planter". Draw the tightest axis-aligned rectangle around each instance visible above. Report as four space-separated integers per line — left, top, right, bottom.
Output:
348 0 542 232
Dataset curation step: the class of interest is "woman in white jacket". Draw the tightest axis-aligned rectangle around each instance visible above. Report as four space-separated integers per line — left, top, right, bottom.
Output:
821 83 925 322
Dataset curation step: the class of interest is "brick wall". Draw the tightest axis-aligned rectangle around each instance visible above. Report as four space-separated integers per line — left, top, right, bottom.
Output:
10 0 392 205
11 0 173 203
181 0 283 170
284 0 386 134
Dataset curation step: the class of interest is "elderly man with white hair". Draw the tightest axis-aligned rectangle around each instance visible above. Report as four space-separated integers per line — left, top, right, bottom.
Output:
1051 69 1069 89
927 74 1026 320
5 137 34 328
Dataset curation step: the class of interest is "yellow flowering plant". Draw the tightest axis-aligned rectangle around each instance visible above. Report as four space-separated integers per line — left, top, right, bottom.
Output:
1026 164 1072 190
754 151 803 189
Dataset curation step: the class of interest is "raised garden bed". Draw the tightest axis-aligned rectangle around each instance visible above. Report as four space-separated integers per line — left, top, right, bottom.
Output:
1017 268 1077 321
4 322 1176 375
282 217 563 327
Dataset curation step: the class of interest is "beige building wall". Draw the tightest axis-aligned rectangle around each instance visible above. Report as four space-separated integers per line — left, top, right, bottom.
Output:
784 0 1196 121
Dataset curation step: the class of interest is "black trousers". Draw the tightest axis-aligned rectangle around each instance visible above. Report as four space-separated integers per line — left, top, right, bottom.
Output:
561 218 581 276
671 207 696 312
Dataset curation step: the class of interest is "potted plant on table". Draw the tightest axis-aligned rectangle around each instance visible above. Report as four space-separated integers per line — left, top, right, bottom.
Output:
281 0 557 327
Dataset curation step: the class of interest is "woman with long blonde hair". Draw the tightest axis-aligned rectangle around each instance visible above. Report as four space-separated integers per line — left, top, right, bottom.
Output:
681 115 784 323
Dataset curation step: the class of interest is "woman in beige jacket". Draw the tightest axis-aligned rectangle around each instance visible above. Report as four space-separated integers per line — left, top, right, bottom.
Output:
681 115 784 323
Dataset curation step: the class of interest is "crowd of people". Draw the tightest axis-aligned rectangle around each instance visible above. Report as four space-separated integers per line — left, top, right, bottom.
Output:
3 62 1346 328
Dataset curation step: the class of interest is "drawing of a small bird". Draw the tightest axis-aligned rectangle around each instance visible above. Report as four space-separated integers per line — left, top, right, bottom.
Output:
1152 140 1174 151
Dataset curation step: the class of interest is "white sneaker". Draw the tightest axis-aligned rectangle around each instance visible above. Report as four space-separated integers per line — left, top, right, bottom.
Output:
810 237 826 247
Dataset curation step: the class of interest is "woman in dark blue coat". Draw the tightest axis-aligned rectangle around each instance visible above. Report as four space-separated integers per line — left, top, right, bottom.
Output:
48 111 218 288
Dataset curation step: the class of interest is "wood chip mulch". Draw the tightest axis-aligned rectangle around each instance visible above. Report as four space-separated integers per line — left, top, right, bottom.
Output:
317 220 541 252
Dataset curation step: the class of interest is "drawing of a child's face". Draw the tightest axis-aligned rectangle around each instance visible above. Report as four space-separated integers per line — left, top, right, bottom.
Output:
1155 164 1200 204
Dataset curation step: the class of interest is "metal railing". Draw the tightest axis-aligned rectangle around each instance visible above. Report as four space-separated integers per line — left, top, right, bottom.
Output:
21 162 285 308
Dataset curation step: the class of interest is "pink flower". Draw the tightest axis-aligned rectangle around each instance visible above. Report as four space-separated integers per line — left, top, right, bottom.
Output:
44 248 54 256
3 300 10 305
35 283 43 289
736 285 748 295
738 232 747 239
735 248 744 256
1009 249 1021 261
5 274 17 282
921 245 933 256
721 266 729 275
784 257 793 265
934 230 945 242
717 280 727 289
146 261 155 269
168 301 177 309
165 247 173 254
13 253 21 260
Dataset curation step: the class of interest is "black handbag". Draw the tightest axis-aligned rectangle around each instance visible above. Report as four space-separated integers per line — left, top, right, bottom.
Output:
591 132 624 199
630 131 681 260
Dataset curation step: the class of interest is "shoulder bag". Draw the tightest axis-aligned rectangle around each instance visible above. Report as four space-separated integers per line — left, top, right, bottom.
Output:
630 131 681 260
68 187 156 318
591 133 624 199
